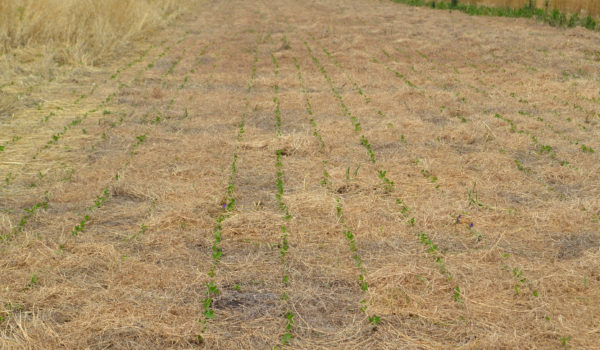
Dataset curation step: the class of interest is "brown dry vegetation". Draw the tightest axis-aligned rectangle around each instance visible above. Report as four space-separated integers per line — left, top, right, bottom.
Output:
0 0 189 85
1 0 600 349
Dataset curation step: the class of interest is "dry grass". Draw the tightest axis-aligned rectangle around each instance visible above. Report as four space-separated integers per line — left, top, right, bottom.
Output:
0 0 193 94
0 0 184 65
1 0 600 348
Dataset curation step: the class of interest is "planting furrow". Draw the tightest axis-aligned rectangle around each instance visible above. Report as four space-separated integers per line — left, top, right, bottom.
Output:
0 43 155 156
197 43 259 344
305 37 574 346
67 42 212 239
315 33 583 347
0 36 186 194
367 46 599 209
293 56 380 326
270 51 295 349
385 45 600 171
0 35 195 241
303 38 466 316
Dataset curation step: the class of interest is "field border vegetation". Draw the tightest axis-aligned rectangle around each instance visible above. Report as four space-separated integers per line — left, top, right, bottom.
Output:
391 0 600 31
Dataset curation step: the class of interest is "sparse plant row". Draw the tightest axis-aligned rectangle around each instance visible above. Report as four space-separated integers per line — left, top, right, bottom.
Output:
492 113 579 171
0 43 156 154
69 134 148 237
1 35 190 192
197 44 259 345
400 45 600 156
370 54 418 89
305 37 370 106
179 44 210 90
304 41 395 191
292 57 325 152
101 45 210 245
296 54 380 323
272 53 283 136
303 42 361 132
69 40 214 238
513 106 597 155
382 47 441 85
0 193 49 241
309 41 448 193
371 46 577 345
273 148 294 348
367 49 586 188
373 47 600 225
1 34 197 241
270 50 295 349
304 39 466 306
315 42 393 119
67 38 209 240
304 38 473 309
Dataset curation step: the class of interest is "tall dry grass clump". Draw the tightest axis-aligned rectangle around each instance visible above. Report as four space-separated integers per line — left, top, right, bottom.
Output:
0 0 187 66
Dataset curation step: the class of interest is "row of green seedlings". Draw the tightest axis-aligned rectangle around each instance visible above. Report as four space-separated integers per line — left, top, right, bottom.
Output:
499 258 573 348
405 46 579 344
462 47 600 152
445 42 600 136
1 42 155 155
272 53 283 136
380 48 572 344
514 103 596 155
304 41 394 192
73 43 211 240
65 35 195 238
382 48 438 85
197 45 259 344
270 52 294 348
308 39 464 303
318 44 450 196
384 46 595 203
39 36 181 155
2 35 193 241
373 47 564 224
492 113 578 171
294 53 382 324
370 51 418 89
115 42 212 241
371 48 575 193
412 44 598 158
119 41 213 240
375 43 572 344
0 193 49 241
317 43 391 119
11 111 129 190
70 134 148 236
180 44 210 91
304 40 395 192
292 57 324 151
5 35 186 190
304 35 370 105
306 44 428 188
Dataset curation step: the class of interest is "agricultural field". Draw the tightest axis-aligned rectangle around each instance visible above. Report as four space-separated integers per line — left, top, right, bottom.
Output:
1 0 600 348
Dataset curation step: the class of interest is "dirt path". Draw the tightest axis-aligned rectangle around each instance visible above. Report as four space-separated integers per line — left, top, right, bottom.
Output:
1 0 599 348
